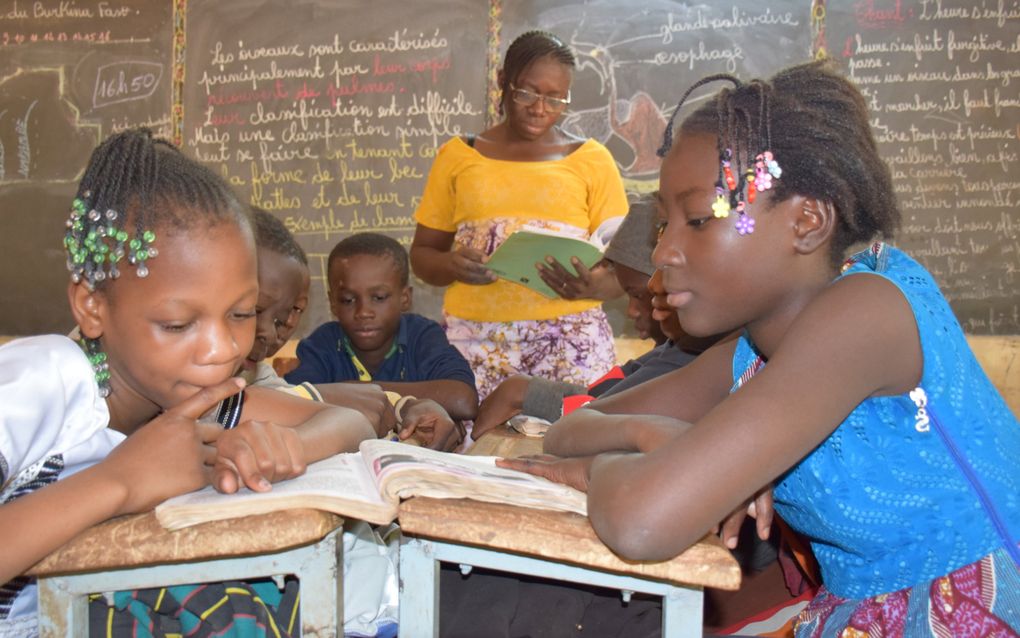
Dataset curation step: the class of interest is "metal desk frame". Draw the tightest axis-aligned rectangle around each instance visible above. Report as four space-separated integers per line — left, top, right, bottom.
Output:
399 535 703 637
36 527 342 638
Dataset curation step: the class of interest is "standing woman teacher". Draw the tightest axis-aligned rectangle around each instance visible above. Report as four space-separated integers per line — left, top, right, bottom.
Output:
411 30 628 400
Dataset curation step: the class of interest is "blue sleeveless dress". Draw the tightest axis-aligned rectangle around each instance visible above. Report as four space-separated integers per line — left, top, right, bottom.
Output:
729 244 1019 625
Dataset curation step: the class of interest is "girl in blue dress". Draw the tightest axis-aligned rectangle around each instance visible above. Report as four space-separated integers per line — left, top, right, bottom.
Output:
501 60 1020 636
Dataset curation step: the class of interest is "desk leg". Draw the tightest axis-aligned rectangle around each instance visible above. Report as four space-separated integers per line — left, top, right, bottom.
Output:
292 529 342 637
398 537 439 636
36 578 87 638
36 529 341 638
662 585 703 636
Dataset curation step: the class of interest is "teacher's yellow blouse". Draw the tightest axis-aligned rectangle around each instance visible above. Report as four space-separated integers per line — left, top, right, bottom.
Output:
415 137 628 322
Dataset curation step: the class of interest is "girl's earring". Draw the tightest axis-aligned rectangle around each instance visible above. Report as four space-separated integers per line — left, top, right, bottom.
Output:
79 335 111 397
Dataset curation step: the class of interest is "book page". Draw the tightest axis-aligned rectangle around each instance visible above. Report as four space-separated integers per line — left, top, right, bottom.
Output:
155 452 396 530
359 439 587 516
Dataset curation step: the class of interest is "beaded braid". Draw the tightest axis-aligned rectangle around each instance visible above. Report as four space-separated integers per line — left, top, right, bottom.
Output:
658 74 776 235
65 128 248 290
65 127 249 395
658 60 899 260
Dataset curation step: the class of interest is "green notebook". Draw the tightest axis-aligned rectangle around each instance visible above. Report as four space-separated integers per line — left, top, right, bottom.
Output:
485 229 604 299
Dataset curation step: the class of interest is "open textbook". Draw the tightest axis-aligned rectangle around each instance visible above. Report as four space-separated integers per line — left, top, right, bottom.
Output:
485 225 609 298
155 439 587 530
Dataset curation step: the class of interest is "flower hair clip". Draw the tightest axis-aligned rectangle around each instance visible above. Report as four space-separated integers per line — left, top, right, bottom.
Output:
753 151 781 192
734 202 755 235
64 191 158 290
712 187 731 218
715 149 782 237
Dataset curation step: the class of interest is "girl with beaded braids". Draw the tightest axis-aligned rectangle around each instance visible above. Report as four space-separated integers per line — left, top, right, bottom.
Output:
500 60 1020 635
0 128 379 637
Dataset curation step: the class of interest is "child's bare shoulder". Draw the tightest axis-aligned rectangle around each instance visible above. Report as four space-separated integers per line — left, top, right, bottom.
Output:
776 273 921 395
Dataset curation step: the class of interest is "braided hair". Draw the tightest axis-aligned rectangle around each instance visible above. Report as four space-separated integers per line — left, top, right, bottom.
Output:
328 232 409 287
499 30 575 114
251 206 307 266
65 127 249 289
659 60 900 263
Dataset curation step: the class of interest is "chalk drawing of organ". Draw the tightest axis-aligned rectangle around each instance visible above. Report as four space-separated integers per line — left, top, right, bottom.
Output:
562 90 667 180
559 44 668 180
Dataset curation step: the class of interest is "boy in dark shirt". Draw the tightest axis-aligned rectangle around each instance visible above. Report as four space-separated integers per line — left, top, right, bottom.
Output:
285 232 478 422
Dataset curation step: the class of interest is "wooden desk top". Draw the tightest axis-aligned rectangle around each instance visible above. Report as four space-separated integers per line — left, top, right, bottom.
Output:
467 426 544 458
28 508 341 577
399 498 740 590
401 428 742 591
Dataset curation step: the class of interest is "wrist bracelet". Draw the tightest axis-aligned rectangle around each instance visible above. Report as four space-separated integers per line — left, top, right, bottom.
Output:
393 395 417 424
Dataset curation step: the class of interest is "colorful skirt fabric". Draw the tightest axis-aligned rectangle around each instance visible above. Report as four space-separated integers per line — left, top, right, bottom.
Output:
88 579 299 638
795 547 1020 637
444 307 616 400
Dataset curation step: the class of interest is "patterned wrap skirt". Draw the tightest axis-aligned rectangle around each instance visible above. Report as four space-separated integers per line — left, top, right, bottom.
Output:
444 307 616 401
796 547 1020 637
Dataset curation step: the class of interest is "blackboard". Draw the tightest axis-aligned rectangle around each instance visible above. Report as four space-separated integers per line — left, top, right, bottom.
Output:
501 0 814 334
1 0 1017 338
502 0 814 191
182 0 489 337
0 0 174 335
821 0 1020 334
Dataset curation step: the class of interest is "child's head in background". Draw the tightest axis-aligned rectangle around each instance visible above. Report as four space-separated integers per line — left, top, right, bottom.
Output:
65 128 256 418
326 232 411 363
243 207 310 371
653 59 900 339
603 193 666 345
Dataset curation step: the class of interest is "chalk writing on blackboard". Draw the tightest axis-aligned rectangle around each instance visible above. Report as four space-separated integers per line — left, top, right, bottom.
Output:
0 0 175 336
182 0 488 333
826 0 1020 334
503 1 810 191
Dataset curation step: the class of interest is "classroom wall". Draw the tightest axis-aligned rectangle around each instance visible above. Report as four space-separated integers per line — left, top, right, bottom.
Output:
1 0 1017 339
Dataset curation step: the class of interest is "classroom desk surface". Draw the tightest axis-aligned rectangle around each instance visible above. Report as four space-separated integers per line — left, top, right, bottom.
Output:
27 508 341 577
413 427 741 592
397 428 741 636
466 424 544 457
28 509 344 637
399 497 740 591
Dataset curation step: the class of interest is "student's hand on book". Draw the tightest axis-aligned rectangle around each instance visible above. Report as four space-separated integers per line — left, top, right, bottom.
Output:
212 420 306 494
399 398 462 451
495 454 592 492
101 378 244 515
713 485 774 550
325 382 395 437
472 375 528 439
450 245 497 285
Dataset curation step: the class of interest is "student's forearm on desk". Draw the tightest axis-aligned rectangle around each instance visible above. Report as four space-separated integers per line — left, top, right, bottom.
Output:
544 409 692 457
295 406 377 459
373 379 479 421
0 464 128 583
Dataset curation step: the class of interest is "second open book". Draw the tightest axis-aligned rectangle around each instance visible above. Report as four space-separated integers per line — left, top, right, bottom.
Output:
155 439 588 531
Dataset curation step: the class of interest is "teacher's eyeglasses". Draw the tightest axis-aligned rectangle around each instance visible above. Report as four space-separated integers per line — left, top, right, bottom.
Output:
509 84 571 113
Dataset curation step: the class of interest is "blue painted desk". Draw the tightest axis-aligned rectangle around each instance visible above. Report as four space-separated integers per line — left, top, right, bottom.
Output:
28 508 342 637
